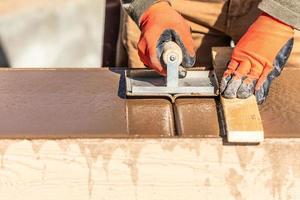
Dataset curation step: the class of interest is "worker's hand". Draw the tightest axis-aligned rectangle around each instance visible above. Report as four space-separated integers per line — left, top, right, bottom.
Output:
138 1 196 75
220 13 294 104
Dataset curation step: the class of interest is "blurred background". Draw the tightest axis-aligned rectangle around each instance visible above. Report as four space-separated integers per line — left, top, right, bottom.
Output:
0 1 299 68
0 0 122 68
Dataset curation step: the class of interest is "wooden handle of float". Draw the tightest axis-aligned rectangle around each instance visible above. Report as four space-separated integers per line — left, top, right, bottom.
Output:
162 41 183 66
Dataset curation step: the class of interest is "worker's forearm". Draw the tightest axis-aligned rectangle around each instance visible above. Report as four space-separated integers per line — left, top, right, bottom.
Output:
259 0 300 30
120 0 170 25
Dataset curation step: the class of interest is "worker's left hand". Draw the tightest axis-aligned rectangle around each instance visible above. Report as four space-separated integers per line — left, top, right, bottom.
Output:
220 13 294 104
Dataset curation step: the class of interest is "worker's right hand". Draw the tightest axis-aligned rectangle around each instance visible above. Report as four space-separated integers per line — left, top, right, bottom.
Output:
220 13 294 104
138 1 196 75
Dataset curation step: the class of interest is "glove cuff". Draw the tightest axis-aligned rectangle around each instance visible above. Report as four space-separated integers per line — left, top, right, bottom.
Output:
122 0 170 26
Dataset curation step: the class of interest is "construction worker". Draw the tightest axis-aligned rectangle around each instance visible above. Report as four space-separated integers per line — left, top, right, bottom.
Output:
120 0 300 104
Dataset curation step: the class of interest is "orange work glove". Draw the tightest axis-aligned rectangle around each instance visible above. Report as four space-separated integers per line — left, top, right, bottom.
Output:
138 1 196 75
220 13 294 104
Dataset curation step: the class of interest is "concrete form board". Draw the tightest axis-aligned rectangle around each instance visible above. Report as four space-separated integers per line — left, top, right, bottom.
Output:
1 138 300 200
0 68 174 138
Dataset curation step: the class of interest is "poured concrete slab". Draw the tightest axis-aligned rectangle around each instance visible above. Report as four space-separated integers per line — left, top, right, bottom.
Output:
0 68 174 138
174 98 220 137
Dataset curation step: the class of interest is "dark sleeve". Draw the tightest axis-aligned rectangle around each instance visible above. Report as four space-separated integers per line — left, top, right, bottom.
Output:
259 0 300 30
120 0 170 25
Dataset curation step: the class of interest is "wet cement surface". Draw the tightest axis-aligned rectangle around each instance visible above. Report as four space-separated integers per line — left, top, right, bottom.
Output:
175 98 220 137
260 68 300 138
0 67 298 139
0 68 174 138
126 99 175 137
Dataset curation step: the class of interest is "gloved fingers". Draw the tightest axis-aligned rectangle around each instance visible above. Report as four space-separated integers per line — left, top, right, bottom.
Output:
227 59 240 72
254 39 294 104
177 24 195 56
137 46 167 76
220 73 233 94
234 60 263 98
222 60 251 98
172 30 196 68
222 77 243 99
254 67 274 105
220 59 239 93
255 64 273 91
236 77 256 99
171 15 196 68
255 83 268 105
138 32 166 76
181 49 196 68
179 35 196 68
234 59 252 79
149 44 166 75
137 37 148 65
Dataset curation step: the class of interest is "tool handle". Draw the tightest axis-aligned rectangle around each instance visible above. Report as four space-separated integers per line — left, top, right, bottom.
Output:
162 41 183 66
162 41 183 88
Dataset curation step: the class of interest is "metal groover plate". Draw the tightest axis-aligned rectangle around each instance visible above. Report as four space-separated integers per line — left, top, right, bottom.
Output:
126 69 219 102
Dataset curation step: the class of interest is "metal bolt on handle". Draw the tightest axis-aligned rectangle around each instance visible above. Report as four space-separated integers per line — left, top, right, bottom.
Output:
169 55 177 62
162 41 183 88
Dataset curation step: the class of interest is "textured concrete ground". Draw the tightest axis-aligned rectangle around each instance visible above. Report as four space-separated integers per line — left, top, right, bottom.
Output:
0 138 300 200
0 0 105 67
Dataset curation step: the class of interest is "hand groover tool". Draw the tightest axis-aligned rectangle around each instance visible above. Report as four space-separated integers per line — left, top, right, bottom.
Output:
126 41 219 102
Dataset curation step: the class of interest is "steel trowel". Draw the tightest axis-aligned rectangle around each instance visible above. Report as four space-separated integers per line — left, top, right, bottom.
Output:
126 41 219 102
